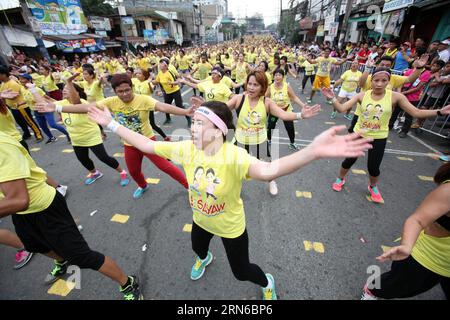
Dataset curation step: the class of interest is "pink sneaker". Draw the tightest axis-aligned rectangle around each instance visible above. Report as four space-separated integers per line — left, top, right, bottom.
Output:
361 284 377 300
332 178 345 192
368 185 384 203
14 250 34 270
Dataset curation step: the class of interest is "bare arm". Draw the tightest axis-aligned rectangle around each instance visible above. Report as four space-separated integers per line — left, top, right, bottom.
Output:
287 85 306 109
248 126 373 181
155 101 192 116
395 92 448 118
377 183 450 262
324 89 364 113
0 179 29 218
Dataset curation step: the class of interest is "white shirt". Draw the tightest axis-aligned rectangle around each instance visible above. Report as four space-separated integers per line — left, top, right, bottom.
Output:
438 49 449 63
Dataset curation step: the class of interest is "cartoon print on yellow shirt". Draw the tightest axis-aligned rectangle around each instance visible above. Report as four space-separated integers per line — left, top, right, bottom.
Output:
360 103 383 130
115 112 142 133
189 166 224 217
244 111 262 126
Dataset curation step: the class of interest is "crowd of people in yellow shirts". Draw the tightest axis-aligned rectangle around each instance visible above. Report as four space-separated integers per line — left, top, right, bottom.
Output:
1 34 449 300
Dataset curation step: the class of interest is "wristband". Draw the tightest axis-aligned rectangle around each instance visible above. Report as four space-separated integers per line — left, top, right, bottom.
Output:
437 110 443 117
55 104 63 113
107 120 120 133
296 112 303 120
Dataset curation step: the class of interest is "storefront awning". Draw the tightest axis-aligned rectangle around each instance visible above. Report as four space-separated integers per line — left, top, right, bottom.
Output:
1 26 54 48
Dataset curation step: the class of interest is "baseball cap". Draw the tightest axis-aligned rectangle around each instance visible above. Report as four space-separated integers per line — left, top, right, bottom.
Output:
18 73 32 81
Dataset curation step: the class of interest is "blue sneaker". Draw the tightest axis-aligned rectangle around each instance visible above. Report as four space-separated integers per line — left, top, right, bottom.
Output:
330 111 337 119
84 171 103 185
262 273 277 300
190 251 213 280
120 172 130 186
133 185 149 199
344 114 353 121
439 155 450 162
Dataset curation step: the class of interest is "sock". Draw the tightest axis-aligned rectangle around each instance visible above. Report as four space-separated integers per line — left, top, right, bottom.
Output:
120 170 127 179
264 275 273 289
121 276 132 290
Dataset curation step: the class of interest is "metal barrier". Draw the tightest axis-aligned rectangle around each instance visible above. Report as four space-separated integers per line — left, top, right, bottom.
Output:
415 85 450 139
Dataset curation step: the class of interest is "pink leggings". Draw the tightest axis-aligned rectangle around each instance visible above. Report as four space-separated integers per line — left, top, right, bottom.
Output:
124 138 188 189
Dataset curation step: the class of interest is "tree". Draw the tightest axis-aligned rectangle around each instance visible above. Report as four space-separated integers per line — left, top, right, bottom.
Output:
80 0 116 16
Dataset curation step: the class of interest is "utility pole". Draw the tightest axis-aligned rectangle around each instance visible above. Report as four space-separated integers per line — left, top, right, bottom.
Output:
338 0 353 48
117 1 129 51
19 0 50 61
334 0 342 47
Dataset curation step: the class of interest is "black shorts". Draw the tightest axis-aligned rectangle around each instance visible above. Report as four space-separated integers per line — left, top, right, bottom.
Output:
12 192 104 270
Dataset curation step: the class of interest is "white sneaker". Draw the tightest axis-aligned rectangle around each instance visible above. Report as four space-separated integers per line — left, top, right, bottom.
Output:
56 185 68 197
361 284 377 300
269 181 278 196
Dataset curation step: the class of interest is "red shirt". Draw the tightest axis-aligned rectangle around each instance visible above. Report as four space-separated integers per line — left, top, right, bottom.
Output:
357 49 370 64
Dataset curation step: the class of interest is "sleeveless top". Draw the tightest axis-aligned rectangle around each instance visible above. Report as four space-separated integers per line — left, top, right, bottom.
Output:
235 95 267 145
354 90 392 139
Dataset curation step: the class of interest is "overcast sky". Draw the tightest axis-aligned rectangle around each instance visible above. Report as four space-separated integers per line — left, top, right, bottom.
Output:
227 0 288 26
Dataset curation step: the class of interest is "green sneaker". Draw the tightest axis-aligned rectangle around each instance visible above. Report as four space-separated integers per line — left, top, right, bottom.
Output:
45 260 68 284
262 273 277 300
120 275 144 300
190 251 213 280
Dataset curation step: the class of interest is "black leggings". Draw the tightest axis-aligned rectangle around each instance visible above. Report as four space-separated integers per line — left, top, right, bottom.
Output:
73 143 119 172
191 222 268 287
163 90 190 124
149 111 167 138
267 114 295 144
369 255 450 300
302 74 315 90
20 139 29 153
341 138 387 177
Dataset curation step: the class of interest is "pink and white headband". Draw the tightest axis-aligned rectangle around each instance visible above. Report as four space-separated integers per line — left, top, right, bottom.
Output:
194 107 228 135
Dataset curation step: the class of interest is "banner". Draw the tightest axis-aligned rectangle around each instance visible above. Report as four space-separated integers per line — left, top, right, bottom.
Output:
382 0 413 13
143 29 169 45
316 25 324 37
26 0 87 35
56 38 105 52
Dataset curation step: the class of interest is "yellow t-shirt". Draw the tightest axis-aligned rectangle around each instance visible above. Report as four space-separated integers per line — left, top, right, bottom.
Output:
0 131 56 214
81 80 105 102
0 79 25 109
197 62 213 80
197 81 233 103
132 78 153 95
31 73 44 88
204 76 234 89
21 86 46 110
235 62 248 84
98 95 157 145
303 61 316 75
270 82 291 109
0 108 22 141
316 57 337 77
354 90 392 139
154 140 256 238
58 99 102 147
42 74 59 92
340 70 363 93
235 95 267 145
156 70 180 94
177 56 190 70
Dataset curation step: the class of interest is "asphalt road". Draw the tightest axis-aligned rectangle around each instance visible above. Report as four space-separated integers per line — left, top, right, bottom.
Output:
0 76 447 300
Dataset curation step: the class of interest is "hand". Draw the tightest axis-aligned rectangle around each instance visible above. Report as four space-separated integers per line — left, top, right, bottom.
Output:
301 104 321 119
190 96 205 108
36 101 56 113
321 87 335 100
67 72 80 83
413 54 429 69
376 245 411 262
309 126 373 159
25 83 36 89
0 89 19 99
440 104 450 115
88 106 113 127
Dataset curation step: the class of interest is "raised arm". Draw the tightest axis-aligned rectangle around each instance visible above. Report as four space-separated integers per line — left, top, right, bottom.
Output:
248 126 373 181
155 100 195 117
88 106 155 154
322 88 363 113
377 183 450 262
267 97 319 120
287 84 306 109
406 54 429 84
